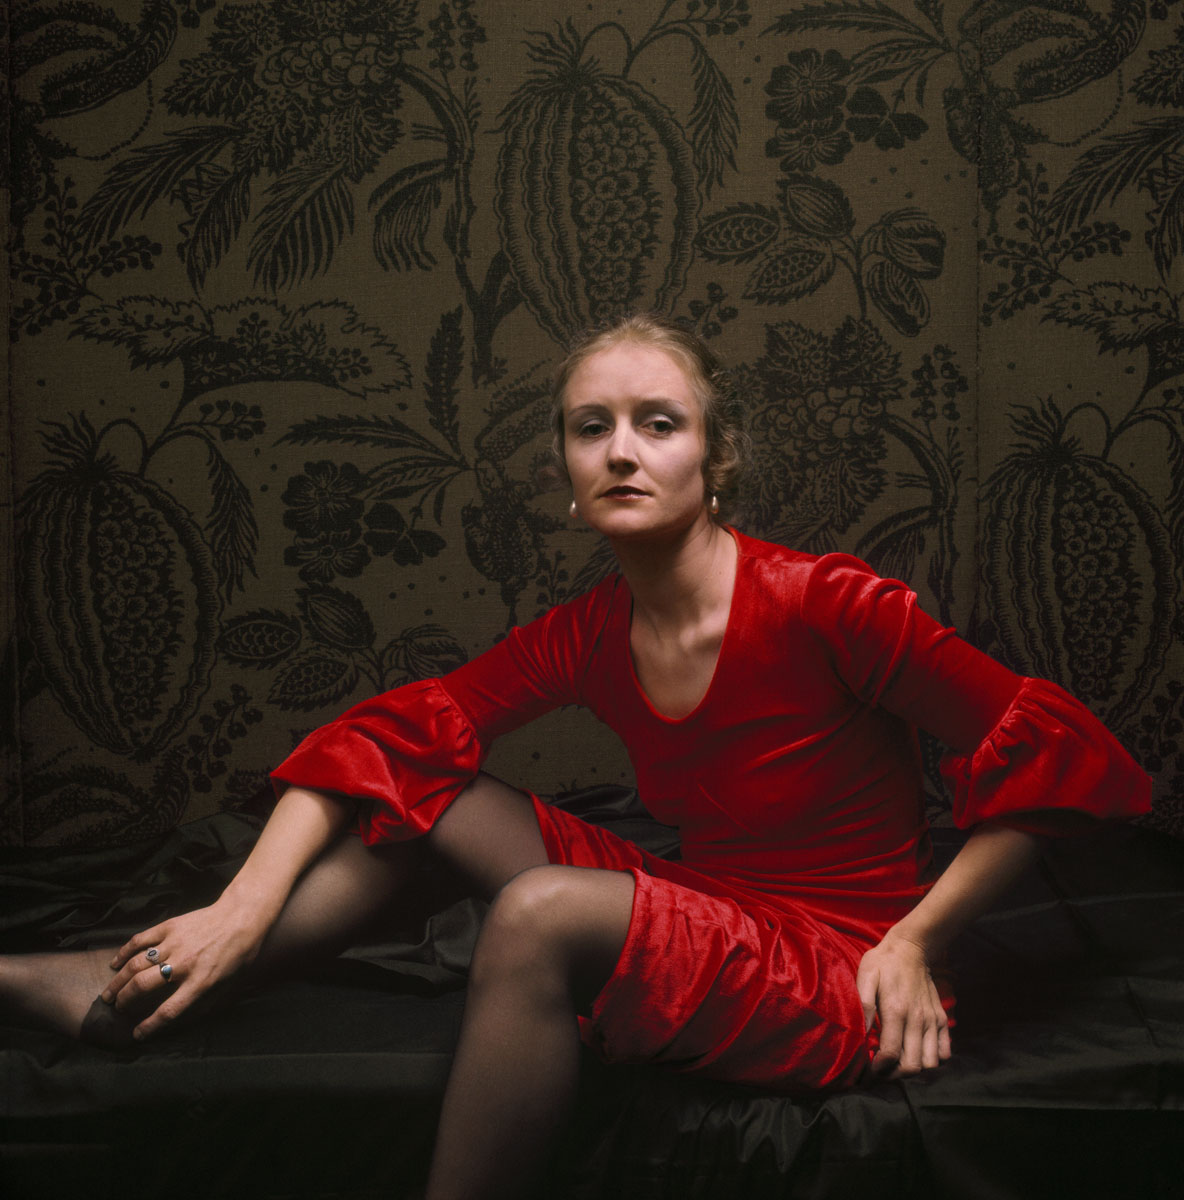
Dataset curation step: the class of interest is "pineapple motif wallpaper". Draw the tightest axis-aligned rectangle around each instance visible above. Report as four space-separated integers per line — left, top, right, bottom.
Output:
3 0 1183 846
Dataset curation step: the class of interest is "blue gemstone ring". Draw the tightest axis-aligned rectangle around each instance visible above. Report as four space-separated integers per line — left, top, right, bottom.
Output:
146 948 159 963
159 963 173 983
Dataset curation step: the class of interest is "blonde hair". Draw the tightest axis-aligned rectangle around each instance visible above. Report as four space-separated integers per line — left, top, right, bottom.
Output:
550 313 748 508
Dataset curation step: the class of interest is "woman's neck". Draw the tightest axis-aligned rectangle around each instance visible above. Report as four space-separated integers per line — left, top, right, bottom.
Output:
611 519 738 634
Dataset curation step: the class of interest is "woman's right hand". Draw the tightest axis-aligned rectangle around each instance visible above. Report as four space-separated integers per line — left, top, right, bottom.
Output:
101 897 272 1040
100 786 353 1040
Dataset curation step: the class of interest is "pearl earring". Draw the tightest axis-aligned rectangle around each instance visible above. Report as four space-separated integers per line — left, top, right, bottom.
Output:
569 498 579 519
709 494 720 515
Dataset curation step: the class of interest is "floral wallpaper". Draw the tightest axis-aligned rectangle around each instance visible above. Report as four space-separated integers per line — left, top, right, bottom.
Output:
4 0 1183 846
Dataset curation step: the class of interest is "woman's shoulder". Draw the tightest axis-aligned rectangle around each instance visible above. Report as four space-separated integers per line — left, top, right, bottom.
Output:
514 563 626 646
733 529 877 590
733 531 912 632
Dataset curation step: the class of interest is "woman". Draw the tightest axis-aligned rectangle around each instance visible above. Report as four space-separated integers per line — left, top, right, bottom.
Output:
4 314 1150 1198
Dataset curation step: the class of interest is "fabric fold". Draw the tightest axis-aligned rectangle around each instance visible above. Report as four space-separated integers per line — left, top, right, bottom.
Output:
270 678 483 844
940 676 1152 835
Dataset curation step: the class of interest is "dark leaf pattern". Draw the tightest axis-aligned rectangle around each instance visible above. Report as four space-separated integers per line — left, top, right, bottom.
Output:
1146 157 1184 277
744 236 836 302
177 164 253 290
686 35 741 194
847 37 943 91
1049 119 1184 237
425 308 465 455
364 502 447 565
299 586 376 653
866 259 930 335
779 174 856 238
270 651 359 712
369 157 450 270
474 384 554 464
869 209 945 278
74 296 212 367
1045 283 1179 354
7 1 1184 841
385 625 469 680
203 436 259 600
764 2 936 37
78 126 242 248
281 414 444 452
695 204 782 262
248 163 355 289
219 611 303 667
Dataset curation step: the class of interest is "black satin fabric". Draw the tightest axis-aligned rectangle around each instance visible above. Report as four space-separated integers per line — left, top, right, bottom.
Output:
2 788 1181 1200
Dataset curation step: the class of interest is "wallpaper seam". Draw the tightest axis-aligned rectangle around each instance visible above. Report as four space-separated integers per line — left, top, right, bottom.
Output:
973 43 984 654
1 223 19 844
1 11 20 845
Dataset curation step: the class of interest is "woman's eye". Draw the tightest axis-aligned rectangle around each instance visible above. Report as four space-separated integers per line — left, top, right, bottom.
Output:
576 421 608 438
646 416 676 434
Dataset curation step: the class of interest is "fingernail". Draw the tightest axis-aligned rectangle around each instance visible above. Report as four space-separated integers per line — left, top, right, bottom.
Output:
99 991 113 1005
133 1028 144 1041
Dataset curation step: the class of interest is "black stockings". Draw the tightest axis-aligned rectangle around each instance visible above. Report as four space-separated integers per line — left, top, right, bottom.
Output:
1 774 637 1199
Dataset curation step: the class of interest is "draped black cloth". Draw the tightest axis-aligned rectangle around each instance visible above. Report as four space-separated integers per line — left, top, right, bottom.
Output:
2 787 1182 1199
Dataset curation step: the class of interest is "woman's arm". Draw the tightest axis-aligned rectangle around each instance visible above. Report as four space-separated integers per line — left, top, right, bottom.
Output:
102 786 352 1039
802 554 1148 1074
217 785 354 921
857 821 1041 1075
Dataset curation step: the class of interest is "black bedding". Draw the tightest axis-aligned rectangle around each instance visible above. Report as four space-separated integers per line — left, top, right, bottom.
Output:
2 787 1183 1200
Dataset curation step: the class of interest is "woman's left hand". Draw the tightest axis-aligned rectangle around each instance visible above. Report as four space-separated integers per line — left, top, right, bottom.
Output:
856 931 951 1077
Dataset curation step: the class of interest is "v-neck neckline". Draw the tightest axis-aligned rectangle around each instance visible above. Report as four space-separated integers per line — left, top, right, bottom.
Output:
622 526 742 724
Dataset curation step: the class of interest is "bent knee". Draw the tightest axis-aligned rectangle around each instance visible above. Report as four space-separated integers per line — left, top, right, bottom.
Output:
481 866 587 950
471 867 634 1001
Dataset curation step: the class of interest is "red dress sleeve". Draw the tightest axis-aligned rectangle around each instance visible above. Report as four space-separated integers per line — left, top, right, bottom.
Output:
802 553 1152 836
270 678 486 844
270 579 619 844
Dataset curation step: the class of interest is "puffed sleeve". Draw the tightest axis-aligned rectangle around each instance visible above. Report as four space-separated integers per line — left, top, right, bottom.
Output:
803 554 1152 836
271 677 487 844
939 676 1150 833
271 579 619 844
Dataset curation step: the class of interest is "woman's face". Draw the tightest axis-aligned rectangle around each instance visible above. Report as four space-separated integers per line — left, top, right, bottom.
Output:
561 341 709 542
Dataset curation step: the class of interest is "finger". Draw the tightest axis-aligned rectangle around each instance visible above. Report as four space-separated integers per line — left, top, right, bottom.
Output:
928 980 952 1063
110 958 178 1013
922 1013 940 1070
101 959 146 1004
133 982 196 1041
872 1046 900 1075
937 1006 953 1062
898 1008 924 1075
856 968 878 1035
101 948 167 1004
872 1008 903 1074
110 924 168 971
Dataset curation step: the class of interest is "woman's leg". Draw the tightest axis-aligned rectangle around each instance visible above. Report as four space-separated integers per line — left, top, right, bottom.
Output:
425 864 635 1200
0 773 549 1045
0 832 428 1045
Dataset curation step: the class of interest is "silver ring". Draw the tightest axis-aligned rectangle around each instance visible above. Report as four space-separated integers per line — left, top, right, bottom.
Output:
146 947 159 963
159 963 173 983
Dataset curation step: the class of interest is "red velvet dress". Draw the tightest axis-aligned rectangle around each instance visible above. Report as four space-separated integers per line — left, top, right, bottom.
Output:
272 530 1151 1091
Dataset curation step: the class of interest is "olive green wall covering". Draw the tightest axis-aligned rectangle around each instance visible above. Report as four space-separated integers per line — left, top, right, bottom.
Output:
4 0 1183 846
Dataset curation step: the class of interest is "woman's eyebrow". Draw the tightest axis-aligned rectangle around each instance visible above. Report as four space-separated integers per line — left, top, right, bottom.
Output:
564 403 609 422
567 396 687 417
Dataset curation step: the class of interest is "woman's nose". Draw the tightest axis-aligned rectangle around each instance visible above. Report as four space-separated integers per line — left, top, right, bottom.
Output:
605 426 637 468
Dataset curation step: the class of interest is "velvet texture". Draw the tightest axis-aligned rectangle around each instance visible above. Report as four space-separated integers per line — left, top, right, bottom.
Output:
272 531 1150 1090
